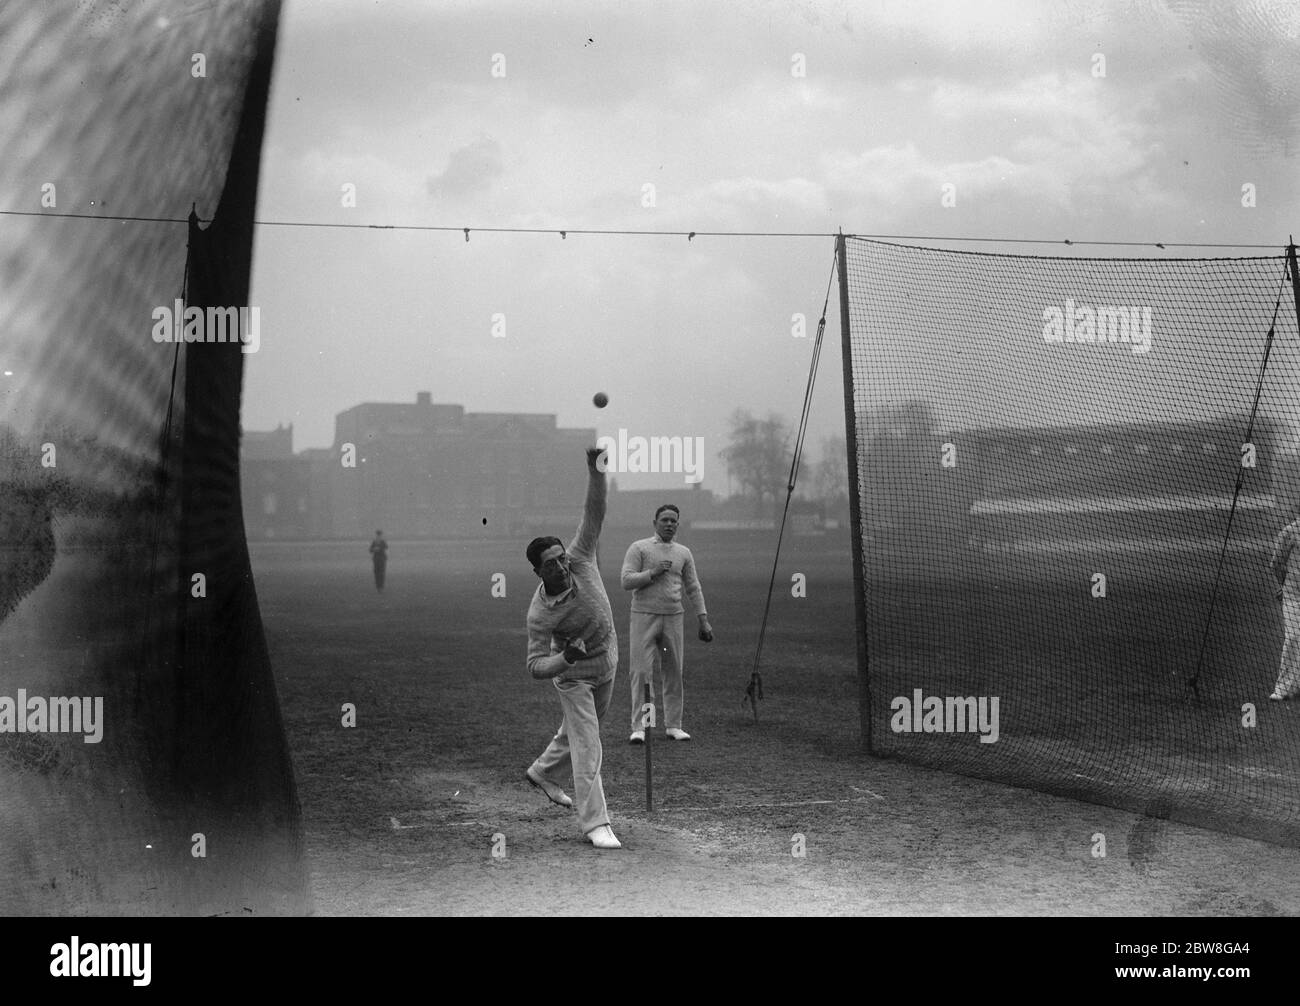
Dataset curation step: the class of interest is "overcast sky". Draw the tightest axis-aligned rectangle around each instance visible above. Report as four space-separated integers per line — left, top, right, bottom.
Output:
241 0 1300 491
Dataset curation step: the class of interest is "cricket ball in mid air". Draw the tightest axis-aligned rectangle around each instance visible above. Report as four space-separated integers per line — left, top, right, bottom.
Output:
593 392 609 408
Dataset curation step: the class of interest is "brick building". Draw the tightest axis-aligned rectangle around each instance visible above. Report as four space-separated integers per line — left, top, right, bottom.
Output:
242 393 599 539
240 423 312 539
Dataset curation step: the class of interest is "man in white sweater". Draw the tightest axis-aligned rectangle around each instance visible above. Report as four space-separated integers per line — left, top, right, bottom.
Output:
523 447 621 849
621 504 714 742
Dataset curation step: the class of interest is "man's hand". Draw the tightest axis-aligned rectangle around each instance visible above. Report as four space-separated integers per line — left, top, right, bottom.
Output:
698 618 714 643
586 446 608 472
562 638 588 663
651 559 672 580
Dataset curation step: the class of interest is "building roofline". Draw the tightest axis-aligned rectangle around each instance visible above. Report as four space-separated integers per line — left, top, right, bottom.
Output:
960 414 1270 441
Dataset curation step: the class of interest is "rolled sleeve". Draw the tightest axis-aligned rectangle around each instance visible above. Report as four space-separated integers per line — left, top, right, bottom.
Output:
526 629 571 679
529 653 571 680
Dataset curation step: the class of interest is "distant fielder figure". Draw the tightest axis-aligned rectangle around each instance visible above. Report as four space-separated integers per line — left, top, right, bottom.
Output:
622 504 713 743
523 446 622 849
369 529 388 592
1268 511 1300 700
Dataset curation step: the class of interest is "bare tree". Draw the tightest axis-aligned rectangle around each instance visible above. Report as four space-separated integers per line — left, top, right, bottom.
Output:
814 433 849 508
721 409 802 516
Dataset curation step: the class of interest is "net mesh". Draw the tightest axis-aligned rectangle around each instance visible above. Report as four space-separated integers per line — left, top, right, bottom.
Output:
0 1 306 914
841 236 1300 845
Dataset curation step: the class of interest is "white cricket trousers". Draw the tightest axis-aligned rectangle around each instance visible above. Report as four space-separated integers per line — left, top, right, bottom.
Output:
1275 589 1300 699
628 611 685 732
530 657 617 836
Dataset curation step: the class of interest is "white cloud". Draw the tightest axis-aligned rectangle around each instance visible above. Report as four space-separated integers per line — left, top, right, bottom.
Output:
273 145 430 220
816 74 1176 216
664 176 829 230
427 137 505 200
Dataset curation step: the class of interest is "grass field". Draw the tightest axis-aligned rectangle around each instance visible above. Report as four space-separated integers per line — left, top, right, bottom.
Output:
248 529 1300 915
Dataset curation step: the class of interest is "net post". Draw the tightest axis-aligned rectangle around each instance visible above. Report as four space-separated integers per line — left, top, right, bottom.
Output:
1288 238 1300 334
836 231 873 753
643 683 653 813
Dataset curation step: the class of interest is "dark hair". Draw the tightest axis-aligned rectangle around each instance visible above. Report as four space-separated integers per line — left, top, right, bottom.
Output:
654 504 680 520
375 529 383 535
526 536 564 569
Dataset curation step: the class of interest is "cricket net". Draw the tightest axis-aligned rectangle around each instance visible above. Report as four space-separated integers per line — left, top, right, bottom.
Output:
840 235 1300 846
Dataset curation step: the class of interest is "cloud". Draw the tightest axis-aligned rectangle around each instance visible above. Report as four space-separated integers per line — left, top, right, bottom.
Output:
935 74 1173 212
821 143 1019 221
662 176 829 231
814 73 1177 220
280 145 427 217
427 137 504 200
